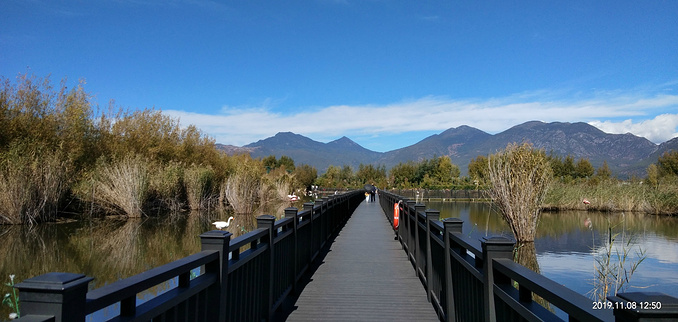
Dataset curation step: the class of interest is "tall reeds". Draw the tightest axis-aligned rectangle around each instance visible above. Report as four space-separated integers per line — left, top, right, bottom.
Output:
589 215 646 302
90 156 149 217
222 170 262 216
544 181 678 215
0 144 69 225
2 73 236 223
148 161 186 213
487 143 553 242
184 165 217 210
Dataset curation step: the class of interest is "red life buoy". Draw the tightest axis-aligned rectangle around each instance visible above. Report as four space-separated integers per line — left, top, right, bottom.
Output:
393 202 400 229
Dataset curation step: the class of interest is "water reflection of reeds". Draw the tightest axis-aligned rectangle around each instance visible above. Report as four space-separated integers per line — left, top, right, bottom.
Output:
428 201 678 242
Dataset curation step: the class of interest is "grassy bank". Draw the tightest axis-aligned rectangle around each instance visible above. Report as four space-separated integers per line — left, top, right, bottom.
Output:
544 180 678 215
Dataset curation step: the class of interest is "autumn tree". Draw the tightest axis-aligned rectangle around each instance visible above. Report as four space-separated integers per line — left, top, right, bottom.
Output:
262 155 277 172
468 155 489 183
429 156 460 188
574 158 595 178
657 151 678 177
316 165 341 188
278 155 296 172
294 164 317 190
647 164 659 188
356 163 387 188
389 161 417 188
595 161 612 180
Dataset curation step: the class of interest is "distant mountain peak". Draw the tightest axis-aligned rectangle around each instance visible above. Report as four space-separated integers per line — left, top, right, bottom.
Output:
229 121 668 177
273 131 301 138
329 136 358 146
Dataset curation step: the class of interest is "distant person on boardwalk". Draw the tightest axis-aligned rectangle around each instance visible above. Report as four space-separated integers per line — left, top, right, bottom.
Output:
370 185 376 202
365 191 370 203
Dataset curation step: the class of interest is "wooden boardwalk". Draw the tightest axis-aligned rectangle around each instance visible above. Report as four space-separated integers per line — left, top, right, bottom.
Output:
277 198 440 321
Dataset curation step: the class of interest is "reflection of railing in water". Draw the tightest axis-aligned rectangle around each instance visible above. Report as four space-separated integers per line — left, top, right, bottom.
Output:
14 191 364 322
379 189 678 322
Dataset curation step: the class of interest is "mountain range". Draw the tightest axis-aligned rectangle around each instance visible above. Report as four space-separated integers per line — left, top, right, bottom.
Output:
216 121 678 178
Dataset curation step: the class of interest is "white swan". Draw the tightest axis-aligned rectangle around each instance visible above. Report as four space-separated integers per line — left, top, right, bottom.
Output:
213 216 234 230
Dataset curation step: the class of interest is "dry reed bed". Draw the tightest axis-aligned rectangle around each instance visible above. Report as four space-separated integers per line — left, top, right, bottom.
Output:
544 182 678 215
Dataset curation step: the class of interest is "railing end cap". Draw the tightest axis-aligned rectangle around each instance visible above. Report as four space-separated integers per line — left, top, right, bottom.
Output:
15 272 93 291
200 230 233 239
481 236 516 246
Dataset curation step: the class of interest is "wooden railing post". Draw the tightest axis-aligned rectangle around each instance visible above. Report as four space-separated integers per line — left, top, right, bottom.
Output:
285 207 299 294
425 209 440 303
304 201 315 265
257 214 277 322
325 195 333 240
14 272 93 322
413 203 425 276
481 236 515 322
314 198 324 255
405 200 416 255
200 230 232 321
443 218 463 322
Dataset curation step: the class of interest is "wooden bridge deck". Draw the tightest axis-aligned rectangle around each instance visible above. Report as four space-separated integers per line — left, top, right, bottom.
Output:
278 198 440 321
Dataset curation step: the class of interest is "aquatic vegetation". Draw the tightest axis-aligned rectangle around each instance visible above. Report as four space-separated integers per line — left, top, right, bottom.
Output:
89 156 150 217
487 143 553 242
588 214 647 302
0 143 70 225
3 274 19 319
184 164 217 210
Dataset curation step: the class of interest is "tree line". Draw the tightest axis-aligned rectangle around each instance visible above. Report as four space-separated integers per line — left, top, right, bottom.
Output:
3 73 678 225
0 74 314 225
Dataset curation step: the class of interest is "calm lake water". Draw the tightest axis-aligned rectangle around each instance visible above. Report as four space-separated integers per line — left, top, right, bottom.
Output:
0 200 299 321
425 201 678 301
1 199 677 320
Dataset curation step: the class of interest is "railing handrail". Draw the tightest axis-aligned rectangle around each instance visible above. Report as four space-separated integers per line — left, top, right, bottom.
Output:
493 258 612 321
15 190 365 322
228 227 268 251
379 189 678 322
85 250 220 314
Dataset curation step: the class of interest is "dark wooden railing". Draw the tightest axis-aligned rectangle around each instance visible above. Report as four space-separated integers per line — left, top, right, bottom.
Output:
379 190 678 322
387 189 490 201
14 190 364 322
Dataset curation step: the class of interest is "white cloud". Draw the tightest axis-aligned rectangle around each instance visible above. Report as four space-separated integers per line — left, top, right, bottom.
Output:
164 89 678 148
589 114 678 144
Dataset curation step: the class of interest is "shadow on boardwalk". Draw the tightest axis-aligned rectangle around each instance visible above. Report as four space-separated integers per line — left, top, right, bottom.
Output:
274 198 439 322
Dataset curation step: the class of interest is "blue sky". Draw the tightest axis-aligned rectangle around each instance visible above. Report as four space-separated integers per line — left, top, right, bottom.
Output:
2 0 677 152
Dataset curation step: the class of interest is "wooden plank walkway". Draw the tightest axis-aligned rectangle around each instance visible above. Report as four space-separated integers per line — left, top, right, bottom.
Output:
277 198 440 321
